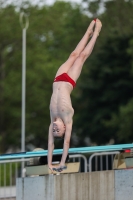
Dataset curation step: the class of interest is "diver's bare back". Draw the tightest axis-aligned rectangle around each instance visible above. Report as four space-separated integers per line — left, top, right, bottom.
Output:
50 82 74 123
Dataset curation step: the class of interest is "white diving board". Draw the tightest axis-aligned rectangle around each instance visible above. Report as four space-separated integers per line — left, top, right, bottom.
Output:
0 143 133 160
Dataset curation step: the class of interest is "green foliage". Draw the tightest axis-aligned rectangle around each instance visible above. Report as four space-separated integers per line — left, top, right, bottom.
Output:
0 2 90 152
73 0 133 145
104 98 133 143
0 163 19 186
0 0 133 152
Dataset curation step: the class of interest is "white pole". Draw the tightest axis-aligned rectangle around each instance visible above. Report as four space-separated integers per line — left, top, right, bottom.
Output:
20 12 29 177
21 27 26 153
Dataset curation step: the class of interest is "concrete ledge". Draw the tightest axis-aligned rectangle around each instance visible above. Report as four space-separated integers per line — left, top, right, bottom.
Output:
0 186 16 199
115 169 133 200
16 171 114 200
16 169 133 200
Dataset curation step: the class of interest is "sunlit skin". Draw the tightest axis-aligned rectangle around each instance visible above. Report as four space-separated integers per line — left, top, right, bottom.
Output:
48 19 102 172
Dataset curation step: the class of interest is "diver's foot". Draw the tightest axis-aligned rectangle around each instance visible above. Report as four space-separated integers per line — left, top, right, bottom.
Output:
88 19 96 37
94 19 102 36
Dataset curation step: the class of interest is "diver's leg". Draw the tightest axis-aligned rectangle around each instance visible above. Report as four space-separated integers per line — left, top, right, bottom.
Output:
55 20 96 77
68 19 102 82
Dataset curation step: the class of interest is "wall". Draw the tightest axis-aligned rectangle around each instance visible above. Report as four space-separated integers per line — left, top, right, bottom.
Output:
16 169 133 200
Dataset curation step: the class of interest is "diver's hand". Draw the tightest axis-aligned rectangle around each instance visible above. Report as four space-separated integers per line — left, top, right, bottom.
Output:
48 164 55 173
52 164 67 172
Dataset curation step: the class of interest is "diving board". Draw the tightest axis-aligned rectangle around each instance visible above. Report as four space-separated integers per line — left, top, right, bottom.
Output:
0 143 133 160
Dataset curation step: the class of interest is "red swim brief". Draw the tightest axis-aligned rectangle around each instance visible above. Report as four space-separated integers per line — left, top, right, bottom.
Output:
53 73 76 88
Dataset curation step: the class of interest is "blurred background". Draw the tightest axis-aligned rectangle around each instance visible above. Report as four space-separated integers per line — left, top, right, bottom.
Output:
0 0 133 154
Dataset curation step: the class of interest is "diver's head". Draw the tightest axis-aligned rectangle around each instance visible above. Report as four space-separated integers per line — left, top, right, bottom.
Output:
52 118 66 138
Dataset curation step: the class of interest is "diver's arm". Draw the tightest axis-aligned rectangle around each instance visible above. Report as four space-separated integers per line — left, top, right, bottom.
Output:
60 120 73 166
47 123 54 170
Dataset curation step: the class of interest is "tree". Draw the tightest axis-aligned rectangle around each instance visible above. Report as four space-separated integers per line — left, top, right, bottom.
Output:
73 0 133 145
104 98 133 143
0 2 90 152
1 0 133 153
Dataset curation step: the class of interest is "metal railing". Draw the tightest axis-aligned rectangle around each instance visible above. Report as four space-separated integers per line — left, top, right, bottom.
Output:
0 159 29 199
0 154 87 199
2 151 129 198
88 151 120 172
69 154 87 172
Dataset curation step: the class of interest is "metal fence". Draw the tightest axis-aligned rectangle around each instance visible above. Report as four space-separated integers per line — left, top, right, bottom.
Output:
0 154 88 199
88 151 120 172
1 147 133 199
69 154 87 172
0 151 125 199
0 159 29 199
